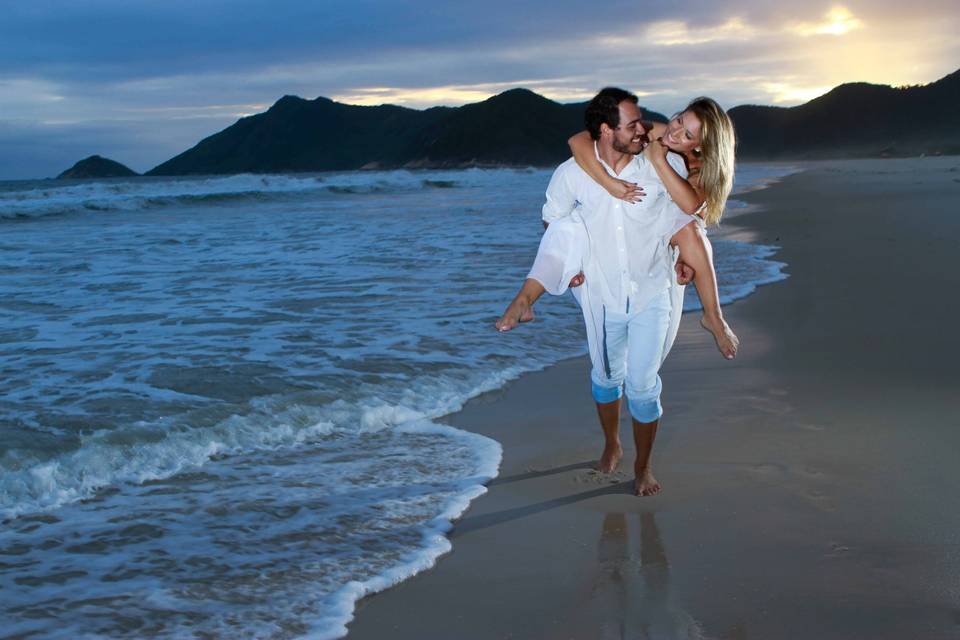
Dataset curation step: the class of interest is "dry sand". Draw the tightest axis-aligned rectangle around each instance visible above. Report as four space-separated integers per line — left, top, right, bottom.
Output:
347 157 960 639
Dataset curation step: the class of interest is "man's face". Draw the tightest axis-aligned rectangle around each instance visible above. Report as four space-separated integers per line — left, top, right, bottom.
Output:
610 101 647 155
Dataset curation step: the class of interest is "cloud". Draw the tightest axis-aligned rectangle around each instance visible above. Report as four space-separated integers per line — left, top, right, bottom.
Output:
0 1 958 178
331 81 602 109
790 6 864 36
639 17 757 46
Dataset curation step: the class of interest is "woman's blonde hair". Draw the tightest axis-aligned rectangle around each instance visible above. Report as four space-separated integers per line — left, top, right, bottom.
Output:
685 97 736 226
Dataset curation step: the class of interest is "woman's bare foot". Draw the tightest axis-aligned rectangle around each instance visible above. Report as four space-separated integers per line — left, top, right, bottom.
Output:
495 295 535 332
700 314 739 359
598 444 623 473
634 466 661 496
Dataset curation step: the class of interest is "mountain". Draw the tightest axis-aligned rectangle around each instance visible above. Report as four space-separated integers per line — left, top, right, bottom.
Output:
70 69 960 177
146 90 667 175
729 68 960 158
402 89 591 168
57 155 139 179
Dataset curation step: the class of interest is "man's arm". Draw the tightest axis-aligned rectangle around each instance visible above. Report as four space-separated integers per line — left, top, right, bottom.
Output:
541 161 580 228
541 161 587 288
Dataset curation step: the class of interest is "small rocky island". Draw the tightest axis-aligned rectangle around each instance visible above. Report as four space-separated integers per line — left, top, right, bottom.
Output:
57 155 139 179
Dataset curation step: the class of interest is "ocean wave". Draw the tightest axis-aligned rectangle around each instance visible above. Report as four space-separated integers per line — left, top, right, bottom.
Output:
0 170 484 220
0 414 502 639
0 367 522 522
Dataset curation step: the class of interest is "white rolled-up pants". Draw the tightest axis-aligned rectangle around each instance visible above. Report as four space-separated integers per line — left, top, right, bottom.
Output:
529 216 682 423
584 288 672 423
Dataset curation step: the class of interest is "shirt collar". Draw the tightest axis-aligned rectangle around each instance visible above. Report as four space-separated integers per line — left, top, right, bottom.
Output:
594 141 639 177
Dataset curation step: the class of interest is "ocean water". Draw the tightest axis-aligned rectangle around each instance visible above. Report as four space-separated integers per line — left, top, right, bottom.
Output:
0 164 796 638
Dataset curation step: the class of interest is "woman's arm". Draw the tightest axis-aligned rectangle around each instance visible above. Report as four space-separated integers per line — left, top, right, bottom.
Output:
643 138 705 216
567 131 643 202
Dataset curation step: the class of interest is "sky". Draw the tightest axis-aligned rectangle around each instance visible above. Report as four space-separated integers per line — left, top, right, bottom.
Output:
1 1 958 180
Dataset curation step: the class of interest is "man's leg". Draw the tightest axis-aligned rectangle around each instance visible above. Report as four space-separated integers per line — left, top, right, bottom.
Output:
632 417 660 496
594 394 623 473
589 307 629 472
623 291 672 496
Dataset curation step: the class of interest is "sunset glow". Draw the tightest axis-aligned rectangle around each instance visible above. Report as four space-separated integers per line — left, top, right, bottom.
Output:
0 0 956 178
791 6 864 37
763 82 832 104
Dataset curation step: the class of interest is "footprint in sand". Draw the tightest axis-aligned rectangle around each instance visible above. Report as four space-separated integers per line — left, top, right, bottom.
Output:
803 488 836 511
745 463 785 480
797 466 826 480
575 469 628 485
742 395 793 416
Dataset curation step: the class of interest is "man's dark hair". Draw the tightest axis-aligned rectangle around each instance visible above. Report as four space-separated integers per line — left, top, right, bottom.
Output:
585 87 639 141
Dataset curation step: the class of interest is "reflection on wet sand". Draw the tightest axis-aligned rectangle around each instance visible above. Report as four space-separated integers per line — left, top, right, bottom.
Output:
586 512 706 640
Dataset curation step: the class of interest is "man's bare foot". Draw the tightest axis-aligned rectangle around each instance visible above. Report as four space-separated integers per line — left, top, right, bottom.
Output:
700 314 739 359
495 295 535 332
598 444 623 473
634 467 661 496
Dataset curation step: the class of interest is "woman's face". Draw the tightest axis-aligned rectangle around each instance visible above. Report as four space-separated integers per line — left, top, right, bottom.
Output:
663 110 702 154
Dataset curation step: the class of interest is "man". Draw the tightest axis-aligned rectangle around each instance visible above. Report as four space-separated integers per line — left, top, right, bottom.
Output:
496 87 697 496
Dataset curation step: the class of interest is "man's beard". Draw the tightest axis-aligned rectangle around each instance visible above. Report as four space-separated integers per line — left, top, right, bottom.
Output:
613 135 646 155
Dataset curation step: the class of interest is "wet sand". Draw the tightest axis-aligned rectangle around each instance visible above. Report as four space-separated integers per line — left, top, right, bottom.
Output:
347 157 960 639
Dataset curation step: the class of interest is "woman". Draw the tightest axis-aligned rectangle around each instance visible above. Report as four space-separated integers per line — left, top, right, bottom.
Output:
497 96 738 360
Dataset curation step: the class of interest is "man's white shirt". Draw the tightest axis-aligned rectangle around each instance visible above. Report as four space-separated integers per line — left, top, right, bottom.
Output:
541 148 694 315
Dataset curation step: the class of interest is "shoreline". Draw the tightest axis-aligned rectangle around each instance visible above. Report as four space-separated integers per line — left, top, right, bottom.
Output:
347 156 960 639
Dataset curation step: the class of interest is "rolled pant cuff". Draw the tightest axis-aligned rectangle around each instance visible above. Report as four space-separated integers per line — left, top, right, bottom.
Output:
591 381 623 404
627 396 662 423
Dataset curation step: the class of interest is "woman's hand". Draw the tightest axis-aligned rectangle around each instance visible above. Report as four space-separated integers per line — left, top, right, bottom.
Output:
643 137 669 165
604 177 646 203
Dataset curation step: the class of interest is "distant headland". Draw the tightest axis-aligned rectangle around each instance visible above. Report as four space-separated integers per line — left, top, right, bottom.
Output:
57 155 139 179
58 68 960 178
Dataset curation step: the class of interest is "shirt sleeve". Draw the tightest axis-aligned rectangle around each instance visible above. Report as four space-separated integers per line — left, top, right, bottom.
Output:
541 161 579 224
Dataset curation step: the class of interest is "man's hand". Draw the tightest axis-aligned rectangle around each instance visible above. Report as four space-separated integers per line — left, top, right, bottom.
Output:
675 261 695 285
569 272 585 288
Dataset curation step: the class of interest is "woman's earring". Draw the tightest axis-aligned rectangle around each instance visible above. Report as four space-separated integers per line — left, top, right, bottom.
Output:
694 148 702 156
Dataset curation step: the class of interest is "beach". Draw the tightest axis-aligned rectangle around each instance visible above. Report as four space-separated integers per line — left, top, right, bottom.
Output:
1 165 791 636
348 156 960 639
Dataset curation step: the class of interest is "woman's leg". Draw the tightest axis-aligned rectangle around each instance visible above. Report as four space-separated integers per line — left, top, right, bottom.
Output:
671 223 739 358
496 278 546 331
496 216 586 332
